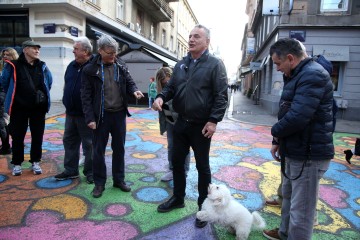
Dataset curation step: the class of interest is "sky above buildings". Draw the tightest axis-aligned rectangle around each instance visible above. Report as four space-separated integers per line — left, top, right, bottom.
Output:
187 0 248 78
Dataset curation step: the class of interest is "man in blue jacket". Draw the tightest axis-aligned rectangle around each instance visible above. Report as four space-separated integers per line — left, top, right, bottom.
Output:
263 38 334 240
153 24 228 228
55 37 94 183
1 39 52 176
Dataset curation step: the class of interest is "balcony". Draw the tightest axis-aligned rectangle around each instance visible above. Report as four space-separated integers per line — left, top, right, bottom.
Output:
134 0 174 22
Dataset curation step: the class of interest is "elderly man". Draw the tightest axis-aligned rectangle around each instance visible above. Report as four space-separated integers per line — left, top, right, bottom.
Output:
153 24 228 228
55 37 94 184
263 38 334 240
81 34 144 198
1 39 52 176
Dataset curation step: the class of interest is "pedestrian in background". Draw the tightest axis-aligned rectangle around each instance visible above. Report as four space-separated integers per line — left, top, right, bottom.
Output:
154 67 190 182
1 39 52 176
263 38 334 240
81 34 144 198
153 24 228 228
148 77 156 109
0 47 18 155
55 37 94 184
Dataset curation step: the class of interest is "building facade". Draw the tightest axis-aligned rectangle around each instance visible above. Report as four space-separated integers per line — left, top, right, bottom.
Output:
239 0 360 121
0 0 197 101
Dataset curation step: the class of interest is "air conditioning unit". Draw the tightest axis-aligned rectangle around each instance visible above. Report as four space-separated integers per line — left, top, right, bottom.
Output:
127 22 135 30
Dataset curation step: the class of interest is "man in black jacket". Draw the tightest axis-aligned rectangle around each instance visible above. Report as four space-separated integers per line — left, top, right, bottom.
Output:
263 38 334 240
153 24 228 228
81 35 144 198
55 37 94 184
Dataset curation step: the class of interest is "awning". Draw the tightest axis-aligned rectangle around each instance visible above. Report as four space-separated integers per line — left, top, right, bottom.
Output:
143 48 177 67
87 24 132 46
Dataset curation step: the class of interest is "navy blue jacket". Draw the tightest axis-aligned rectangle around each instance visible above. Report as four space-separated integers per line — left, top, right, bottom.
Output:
272 57 334 160
63 56 93 116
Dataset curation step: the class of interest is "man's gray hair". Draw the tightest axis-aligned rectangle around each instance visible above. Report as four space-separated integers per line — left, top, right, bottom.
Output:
195 24 210 39
97 34 118 53
74 36 93 55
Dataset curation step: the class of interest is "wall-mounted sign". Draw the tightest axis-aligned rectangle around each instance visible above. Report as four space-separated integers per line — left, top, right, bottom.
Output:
250 62 262 70
290 30 306 42
70 26 78 37
313 45 349 61
246 38 255 55
43 23 56 34
262 0 280 15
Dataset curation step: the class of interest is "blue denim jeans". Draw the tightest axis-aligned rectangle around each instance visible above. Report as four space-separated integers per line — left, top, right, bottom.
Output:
279 157 330 240
63 115 93 176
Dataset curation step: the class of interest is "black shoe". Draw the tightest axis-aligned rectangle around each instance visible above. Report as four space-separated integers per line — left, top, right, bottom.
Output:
344 150 353 164
113 181 131 192
54 172 79 180
157 195 185 213
0 147 11 155
195 218 208 228
92 185 105 198
86 175 94 184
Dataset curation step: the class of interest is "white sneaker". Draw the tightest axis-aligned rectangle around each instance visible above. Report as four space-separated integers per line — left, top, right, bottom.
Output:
12 165 22 176
160 171 173 182
32 162 42 175
79 156 85 166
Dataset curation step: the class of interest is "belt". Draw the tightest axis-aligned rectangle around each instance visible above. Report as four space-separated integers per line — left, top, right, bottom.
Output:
179 115 206 124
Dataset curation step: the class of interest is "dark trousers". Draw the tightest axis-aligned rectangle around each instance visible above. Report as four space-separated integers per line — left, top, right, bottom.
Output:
9 106 46 165
1 126 11 150
172 118 212 207
93 110 126 186
63 115 93 176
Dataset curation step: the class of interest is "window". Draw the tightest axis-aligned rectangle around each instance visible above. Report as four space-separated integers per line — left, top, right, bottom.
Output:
161 29 166 47
170 36 174 51
330 61 343 95
116 0 124 20
0 14 28 49
321 0 348 12
150 23 155 41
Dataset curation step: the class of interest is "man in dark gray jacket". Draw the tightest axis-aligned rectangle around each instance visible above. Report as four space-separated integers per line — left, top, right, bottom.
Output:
153 24 228 228
263 38 334 240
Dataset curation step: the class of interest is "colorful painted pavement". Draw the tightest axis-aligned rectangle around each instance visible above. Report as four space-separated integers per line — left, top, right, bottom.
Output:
0 107 359 240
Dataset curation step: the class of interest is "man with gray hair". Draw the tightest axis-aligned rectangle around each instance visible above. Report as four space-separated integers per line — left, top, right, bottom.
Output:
81 34 144 198
55 36 94 184
153 24 228 228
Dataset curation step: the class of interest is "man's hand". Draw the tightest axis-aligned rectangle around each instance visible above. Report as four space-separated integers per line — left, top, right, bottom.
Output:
202 122 217 138
134 91 144 99
270 144 280 162
152 98 164 111
88 121 96 130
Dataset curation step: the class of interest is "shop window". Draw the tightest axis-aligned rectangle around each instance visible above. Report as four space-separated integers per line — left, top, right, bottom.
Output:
330 61 343 95
0 14 28 49
320 0 348 12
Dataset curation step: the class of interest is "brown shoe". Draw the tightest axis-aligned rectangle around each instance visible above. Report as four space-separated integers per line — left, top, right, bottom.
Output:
265 199 281 207
92 185 105 198
113 181 131 192
263 228 280 240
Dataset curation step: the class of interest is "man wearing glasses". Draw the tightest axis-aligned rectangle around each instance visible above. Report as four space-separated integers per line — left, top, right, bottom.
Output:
81 35 144 198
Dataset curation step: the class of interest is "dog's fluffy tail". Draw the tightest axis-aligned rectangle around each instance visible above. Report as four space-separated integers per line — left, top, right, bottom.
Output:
251 211 266 230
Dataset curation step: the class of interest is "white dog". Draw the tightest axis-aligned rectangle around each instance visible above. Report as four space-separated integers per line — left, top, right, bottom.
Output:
196 183 266 240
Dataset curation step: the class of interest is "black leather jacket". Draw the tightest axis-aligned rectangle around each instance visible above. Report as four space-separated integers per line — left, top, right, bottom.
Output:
272 57 334 160
81 55 138 125
158 50 228 123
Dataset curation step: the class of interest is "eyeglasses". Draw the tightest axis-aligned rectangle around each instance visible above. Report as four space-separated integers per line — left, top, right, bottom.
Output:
102 49 117 56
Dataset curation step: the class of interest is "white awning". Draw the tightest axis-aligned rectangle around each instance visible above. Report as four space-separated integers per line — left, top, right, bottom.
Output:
143 48 178 67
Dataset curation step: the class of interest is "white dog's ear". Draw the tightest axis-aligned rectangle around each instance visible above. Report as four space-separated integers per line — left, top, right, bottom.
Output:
213 197 223 206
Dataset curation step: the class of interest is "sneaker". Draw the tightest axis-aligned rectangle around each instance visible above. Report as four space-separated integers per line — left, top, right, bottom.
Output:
265 199 281 207
12 165 22 176
263 228 280 240
0 147 12 155
160 171 173 182
78 156 85 166
54 172 79 181
344 149 353 164
32 162 42 175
